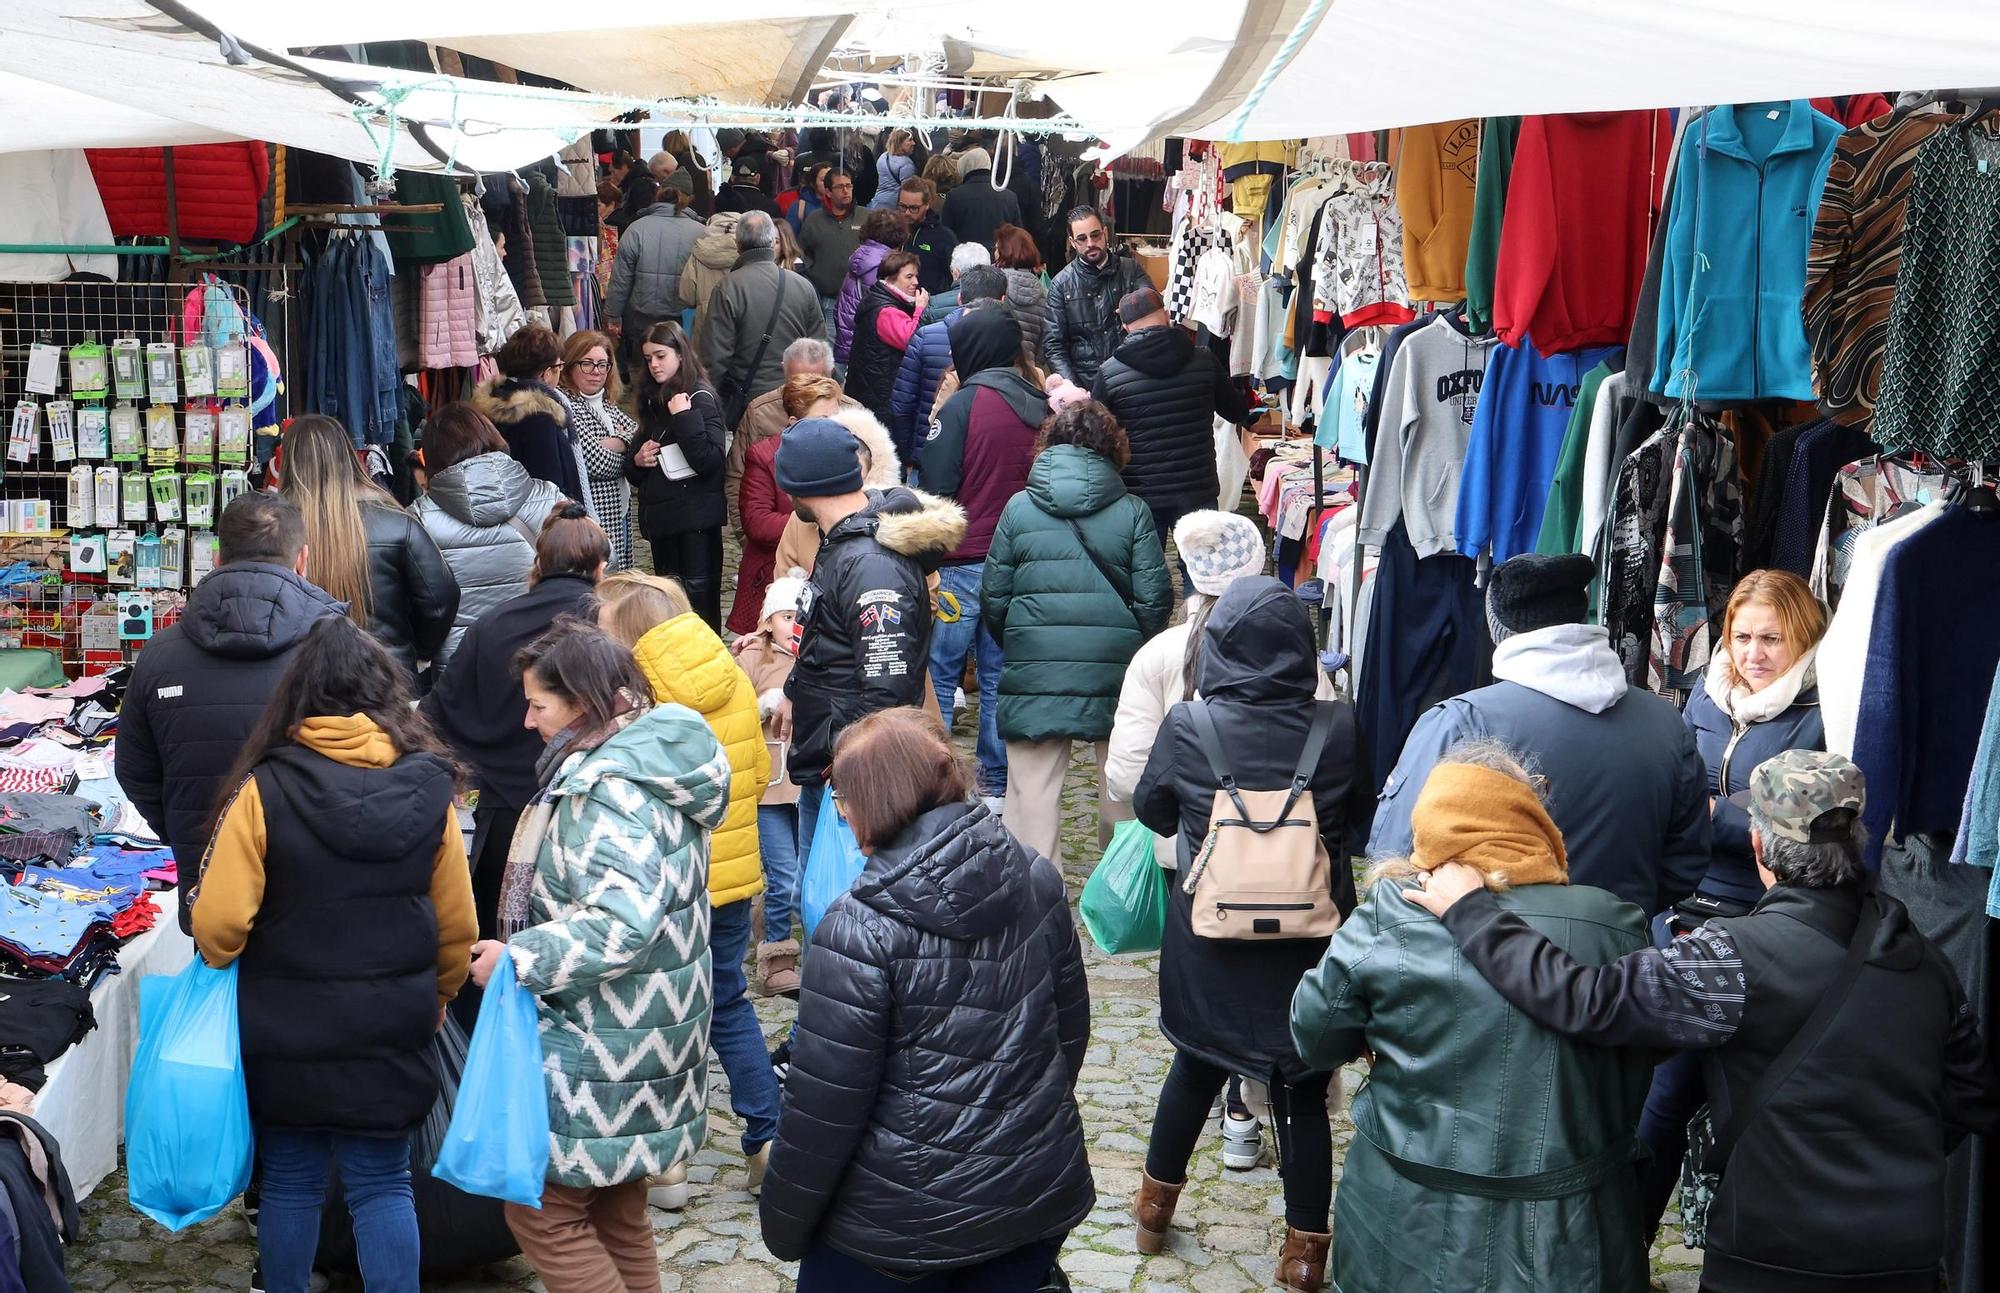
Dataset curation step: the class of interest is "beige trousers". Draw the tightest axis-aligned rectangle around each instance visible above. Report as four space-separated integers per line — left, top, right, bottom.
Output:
1003 739 1131 864
505 1179 660 1293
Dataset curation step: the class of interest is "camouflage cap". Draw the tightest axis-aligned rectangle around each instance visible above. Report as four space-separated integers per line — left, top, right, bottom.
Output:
1748 750 1865 844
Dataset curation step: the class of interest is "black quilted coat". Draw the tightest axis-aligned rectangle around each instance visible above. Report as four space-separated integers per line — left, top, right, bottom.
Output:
1091 325 1255 513
759 801 1095 1273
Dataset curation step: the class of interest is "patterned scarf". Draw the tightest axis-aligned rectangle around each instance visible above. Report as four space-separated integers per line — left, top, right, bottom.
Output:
498 692 648 937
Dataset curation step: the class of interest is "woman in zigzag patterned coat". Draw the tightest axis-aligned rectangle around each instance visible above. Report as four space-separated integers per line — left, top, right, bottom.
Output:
469 621 730 1292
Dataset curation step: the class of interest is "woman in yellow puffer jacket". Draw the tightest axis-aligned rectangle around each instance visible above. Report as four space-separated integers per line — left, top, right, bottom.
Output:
596 572 775 1210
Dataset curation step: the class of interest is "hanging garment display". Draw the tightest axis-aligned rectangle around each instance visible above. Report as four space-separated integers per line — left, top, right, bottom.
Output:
522 171 575 311
1534 359 1617 555
1462 117 1520 335
1357 313 1501 557
1808 452 1951 604
1803 112 1965 431
1355 521 1489 792
1653 101 1843 402
1218 140 1298 226
1817 500 1948 755
1494 111 1670 355
1312 162 1413 329
1396 119 1481 303
465 194 526 355
1852 505 2000 860
1647 418 1745 700
1874 124 2000 459
1456 339 1621 564
384 171 475 270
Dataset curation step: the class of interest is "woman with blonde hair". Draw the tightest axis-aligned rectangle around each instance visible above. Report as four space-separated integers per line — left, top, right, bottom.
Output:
278 413 458 682
558 329 638 570
1289 742 1654 1293
595 572 778 1210
869 129 918 210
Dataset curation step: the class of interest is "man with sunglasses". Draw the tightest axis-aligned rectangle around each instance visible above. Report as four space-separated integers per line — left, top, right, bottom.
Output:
1042 205 1149 389
898 176 960 295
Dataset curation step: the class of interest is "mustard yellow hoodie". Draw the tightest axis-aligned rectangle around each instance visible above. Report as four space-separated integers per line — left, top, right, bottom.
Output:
631 613 771 905
191 714 477 1009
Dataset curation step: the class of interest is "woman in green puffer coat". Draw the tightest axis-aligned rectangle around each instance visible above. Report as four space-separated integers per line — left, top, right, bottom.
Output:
982 400 1172 864
467 620 730 1293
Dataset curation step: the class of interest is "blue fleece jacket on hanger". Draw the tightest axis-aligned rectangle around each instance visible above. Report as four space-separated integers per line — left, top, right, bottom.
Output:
1652 100 1843 403
1455 338 1619 564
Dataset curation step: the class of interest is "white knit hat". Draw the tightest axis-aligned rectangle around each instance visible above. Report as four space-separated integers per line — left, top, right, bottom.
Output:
1172 511 1265 596
957 147 994 178
761 573 808 625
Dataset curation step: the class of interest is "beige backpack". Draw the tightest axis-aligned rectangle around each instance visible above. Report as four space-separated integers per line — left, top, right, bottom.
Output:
1179 701 1342 941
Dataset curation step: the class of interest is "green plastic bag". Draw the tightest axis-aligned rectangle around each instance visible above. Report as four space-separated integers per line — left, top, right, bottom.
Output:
1079 819 1168 954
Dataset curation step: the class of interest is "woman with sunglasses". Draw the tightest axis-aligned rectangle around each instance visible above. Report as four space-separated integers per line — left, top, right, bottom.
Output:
559 330 637 570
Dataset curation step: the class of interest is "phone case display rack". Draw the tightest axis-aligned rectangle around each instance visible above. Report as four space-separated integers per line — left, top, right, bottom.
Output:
1 279 263 675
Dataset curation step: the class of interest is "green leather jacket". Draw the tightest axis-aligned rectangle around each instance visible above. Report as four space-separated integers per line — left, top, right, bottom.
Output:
1292 879 1654 1293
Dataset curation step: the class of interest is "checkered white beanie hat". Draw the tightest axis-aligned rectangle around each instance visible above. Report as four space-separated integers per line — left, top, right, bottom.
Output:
761 573 808 625
1173 511 1264 596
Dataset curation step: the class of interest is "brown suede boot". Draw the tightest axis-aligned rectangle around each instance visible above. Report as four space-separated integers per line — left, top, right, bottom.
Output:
1132 1170 1184 1255
757 939 802 998
1276 1227 1331 1291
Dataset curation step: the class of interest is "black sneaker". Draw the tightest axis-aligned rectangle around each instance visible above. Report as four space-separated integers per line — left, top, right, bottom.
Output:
249 1265 328 1293
770 1038 793 1084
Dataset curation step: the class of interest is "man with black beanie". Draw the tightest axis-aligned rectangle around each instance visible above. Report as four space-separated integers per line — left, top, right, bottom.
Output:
1367 552 1709 915
775 417 965 848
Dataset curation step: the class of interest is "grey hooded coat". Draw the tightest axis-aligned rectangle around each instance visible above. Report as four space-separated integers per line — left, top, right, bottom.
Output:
410 452 562 664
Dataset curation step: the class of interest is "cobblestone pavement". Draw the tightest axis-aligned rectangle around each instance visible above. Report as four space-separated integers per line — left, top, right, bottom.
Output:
65 544 1706 1290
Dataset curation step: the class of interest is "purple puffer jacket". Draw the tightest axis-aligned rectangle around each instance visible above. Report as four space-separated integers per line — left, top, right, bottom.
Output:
835 239 893 362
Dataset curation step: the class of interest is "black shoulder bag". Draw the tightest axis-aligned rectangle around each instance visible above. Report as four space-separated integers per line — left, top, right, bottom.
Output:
1678 890 1881 1247
1062 518 1137 627
721 270 789 431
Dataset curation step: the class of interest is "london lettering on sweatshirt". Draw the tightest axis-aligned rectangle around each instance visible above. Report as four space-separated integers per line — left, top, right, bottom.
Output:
1455 338 1622 563
1357 313 1501 558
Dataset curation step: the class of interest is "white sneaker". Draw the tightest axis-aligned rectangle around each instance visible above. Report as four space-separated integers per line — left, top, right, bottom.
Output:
648 1164 689 1210
954 687 967 712
1221 1111 1264 1170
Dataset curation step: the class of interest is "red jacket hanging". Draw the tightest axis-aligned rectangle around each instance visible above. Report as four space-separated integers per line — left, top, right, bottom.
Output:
86 143 270 245
1492 111 1670 356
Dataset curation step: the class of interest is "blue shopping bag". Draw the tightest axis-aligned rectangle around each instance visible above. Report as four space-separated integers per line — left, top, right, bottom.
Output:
800 785 867 940
432 953 550 1208
126 958 253 1230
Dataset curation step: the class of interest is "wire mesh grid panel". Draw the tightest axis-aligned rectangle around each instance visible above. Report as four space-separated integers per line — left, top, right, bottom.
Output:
1 278 262 676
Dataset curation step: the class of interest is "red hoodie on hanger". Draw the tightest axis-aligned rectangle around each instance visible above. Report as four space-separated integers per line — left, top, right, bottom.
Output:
1492 111 1671 356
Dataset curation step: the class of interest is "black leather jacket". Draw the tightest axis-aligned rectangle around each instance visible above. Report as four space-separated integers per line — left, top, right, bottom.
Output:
760 802 1094 1273
1041 251 1149 387
362 502 459 679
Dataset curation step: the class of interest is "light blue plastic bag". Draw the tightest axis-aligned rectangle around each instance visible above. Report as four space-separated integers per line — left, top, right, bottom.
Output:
800 785 867 939
433 953 550 1208
126 958 253 1230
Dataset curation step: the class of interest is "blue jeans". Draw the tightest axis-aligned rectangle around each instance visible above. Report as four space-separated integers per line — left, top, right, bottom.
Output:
711 899 782 1153
758 803 801 945
797 778 826 875
929 563 1007 795
256 1127 417 1293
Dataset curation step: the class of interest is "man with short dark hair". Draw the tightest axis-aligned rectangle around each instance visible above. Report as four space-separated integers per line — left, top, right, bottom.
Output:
888 263 1008 466
1092 286 1257 554
1042 205 1149 388
898 176 959 294
117 493 346 930
1405 749 2000 1290
799 170 865 344
715 158 782 220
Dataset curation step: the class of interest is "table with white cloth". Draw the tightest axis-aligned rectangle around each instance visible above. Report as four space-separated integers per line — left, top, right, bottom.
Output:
29 893 194 1199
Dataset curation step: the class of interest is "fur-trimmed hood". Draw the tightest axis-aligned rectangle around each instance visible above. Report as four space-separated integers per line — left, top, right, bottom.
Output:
824 485 966 571
832 405 903 489
473 377 568 430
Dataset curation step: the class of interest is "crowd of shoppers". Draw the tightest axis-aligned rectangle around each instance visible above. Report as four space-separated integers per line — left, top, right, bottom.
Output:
124 133 2000 1293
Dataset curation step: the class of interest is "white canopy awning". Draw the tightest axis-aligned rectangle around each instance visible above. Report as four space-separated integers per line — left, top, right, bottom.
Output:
0 0 591 168
1175 0 2000 140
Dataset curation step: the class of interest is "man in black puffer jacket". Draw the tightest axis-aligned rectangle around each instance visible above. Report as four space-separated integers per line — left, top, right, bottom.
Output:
775 418 966 847
1093 286 1256 551
1042 205 1150 388
117 494 345 931
759 714 1094 1280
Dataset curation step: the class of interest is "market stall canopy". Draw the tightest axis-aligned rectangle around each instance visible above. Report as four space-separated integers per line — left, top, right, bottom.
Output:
1174 0 2000 140
178 0 856 106
0 0 589 168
